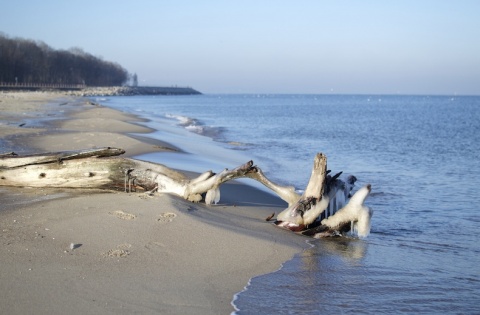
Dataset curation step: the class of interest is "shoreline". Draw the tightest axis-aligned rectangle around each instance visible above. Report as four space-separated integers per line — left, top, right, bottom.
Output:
0 91 308 314
0 85 202 96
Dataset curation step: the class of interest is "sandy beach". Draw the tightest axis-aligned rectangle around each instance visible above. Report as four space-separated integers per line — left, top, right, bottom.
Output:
0 92 308 314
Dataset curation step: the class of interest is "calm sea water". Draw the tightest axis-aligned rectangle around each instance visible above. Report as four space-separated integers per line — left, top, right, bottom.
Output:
103 94 480 314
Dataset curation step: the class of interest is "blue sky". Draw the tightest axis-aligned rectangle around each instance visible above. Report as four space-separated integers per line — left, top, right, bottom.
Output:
1 1 479 94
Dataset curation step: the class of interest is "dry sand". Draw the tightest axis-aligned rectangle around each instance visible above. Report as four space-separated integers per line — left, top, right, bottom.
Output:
0 92 308 314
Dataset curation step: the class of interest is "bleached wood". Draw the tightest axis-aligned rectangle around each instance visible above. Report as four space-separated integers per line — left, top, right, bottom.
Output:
0 147 125 169
245 167 300 206
0 148 373 237
276 153 328 226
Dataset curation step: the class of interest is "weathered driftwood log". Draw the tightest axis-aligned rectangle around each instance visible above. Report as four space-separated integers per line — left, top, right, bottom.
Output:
0 147 372 238
274 153 329 230
0 147 126 168
0 148 254 202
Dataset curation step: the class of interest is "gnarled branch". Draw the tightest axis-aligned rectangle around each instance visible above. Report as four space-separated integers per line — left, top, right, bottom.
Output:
0 148 373 238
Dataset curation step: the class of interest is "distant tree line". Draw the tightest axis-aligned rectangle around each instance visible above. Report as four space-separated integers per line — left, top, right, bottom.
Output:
0 33 129 86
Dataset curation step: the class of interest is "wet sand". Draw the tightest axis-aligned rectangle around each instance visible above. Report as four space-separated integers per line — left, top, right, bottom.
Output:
0 92 308 314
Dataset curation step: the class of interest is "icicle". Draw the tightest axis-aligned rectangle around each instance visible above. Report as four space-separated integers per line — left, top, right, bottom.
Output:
205 187 220 205
213 187 220 204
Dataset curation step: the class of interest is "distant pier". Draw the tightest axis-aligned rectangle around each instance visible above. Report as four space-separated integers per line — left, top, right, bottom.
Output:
0 83 201 96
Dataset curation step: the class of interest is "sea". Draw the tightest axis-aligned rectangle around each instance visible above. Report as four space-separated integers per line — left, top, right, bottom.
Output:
101 94 480 314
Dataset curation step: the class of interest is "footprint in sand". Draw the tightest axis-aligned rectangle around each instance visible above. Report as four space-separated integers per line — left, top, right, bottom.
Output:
109 210 136 220
157 212 177 222
103 243 132 258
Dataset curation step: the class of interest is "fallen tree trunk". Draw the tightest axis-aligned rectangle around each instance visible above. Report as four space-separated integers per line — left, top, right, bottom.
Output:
0 147 296 203
0 147 126 168
275 153 329 230
0 147 372 238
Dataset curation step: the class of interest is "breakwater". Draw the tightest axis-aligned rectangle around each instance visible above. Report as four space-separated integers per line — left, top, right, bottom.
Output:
67 86 202 96
0 85 201 96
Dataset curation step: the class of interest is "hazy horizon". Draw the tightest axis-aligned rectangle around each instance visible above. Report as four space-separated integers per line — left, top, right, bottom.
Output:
1 1 479 95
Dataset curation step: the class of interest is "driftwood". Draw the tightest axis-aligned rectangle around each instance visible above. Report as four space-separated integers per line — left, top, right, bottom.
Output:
0 147 372 238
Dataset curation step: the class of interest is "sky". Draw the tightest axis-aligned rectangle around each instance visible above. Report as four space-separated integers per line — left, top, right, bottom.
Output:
1 1 479 95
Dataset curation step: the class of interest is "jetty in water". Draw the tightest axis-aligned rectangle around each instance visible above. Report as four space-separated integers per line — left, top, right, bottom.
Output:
0 83 201 96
